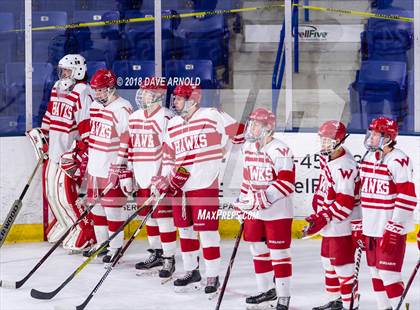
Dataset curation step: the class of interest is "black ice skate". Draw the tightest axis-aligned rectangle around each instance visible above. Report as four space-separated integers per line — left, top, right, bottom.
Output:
135 248 163 270
205 276 220 300
276 296 291 310
173 268 202 293
312 298 343 310
82 245 109 263
102 247 122 265
245 288 277 309
159 256 175 284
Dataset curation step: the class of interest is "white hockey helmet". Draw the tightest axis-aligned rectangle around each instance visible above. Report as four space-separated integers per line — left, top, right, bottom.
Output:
58 54 87 80
57 54 87 92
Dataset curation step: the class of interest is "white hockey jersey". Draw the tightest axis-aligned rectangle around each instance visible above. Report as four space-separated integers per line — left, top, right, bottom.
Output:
41 81 92 163
239 138 295 220
359 148 417 237
117 106 174 189
87 96 132 178
312 148 361 237
162 107 244 191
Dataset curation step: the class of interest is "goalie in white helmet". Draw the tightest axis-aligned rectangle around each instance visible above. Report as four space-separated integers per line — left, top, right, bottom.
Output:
27 54 95 252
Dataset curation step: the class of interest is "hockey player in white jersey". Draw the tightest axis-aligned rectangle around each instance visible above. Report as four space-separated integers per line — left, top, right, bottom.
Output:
28 54 95 251
152 83 244 294
303 121 361 310
355 116 417 309
115 77 177 279
234 107 295 310
83 69 133 263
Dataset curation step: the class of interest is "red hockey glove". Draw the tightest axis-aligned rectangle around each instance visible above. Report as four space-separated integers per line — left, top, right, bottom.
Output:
151 167 190 197
60 141 88 181
351 219 365 250
108 164 126 189
119 170 133 197
381 221 404 255
303 210 332 236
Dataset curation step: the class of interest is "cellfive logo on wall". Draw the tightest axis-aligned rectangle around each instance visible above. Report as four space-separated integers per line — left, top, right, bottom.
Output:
295 25 328 40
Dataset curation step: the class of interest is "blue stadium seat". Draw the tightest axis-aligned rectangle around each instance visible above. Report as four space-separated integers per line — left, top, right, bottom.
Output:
72 10 120 37
363 8 413 60
112 60 156 108
4 62 54 133
165 60 214 85
112 60 155 89
351 60 408 128
177 14 226 39
165 60 219 108
87 61 107 81
29 11 68 41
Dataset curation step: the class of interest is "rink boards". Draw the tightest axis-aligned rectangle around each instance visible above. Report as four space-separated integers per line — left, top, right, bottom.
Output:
1 133 419 243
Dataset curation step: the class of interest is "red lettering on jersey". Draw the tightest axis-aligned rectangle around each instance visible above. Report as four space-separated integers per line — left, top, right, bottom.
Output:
361 177 389 194
276 147 289 156
131 133 158 148
394 157 409 167
174 134 208 154
248 166 273 182
338 168 353 179
90 120 112 139
51 102 73 120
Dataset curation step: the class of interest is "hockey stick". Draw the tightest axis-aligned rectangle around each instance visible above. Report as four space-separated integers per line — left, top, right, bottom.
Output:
30 194 155 300
74 193 165 310
0 182 113 289
0 156 44 248
349 240 364 310
215 221 245 310
396 257 420 310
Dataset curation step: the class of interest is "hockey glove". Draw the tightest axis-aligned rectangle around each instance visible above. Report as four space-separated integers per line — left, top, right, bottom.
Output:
119 170 133 197
351 219 365 250
304 210 332 236
239 190 271 211
108 163 126 189
381 221 404 255
60 141 88 181
151 167 190 197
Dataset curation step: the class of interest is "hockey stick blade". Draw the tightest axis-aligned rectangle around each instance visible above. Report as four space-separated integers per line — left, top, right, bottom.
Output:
31 274 75 300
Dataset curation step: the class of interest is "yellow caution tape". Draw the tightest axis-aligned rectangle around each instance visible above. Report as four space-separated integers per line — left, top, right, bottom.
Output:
3 2 413 33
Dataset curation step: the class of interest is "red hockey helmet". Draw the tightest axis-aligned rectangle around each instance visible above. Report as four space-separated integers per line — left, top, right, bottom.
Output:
170 84 201 117
245 108 276 143
90 69 117 105
136 77 167 110
368 116 398 140
90 69 117 90
248 108 276 130
318 121 347 141
318 120 347 156
364 116 398 151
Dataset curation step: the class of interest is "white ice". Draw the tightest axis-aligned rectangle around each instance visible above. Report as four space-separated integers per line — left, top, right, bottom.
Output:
1 239 419 310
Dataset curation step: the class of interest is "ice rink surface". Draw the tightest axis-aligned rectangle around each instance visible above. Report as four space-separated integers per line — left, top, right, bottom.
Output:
1 239 419 310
